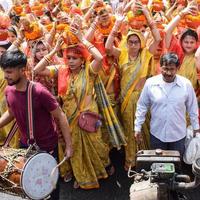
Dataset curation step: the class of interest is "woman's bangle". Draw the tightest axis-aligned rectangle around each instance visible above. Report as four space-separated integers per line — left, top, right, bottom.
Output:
148 21 156 30
111 31 118 38
44 56 51 64
91 22 97 30
82 39 91 48
87 44 94 51
13 38 22 48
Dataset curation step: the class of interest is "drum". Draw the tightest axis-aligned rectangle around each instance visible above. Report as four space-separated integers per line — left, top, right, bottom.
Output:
0 148 59 200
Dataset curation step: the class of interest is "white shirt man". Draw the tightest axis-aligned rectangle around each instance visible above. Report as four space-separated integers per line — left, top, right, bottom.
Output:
134 53 200 156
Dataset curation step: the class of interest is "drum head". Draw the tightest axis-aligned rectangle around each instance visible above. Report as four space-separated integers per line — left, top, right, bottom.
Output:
21 152 59 200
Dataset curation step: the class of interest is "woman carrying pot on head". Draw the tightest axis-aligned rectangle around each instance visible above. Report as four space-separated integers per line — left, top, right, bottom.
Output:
33 20 111 189
165 2 200 123
165 2 200 89
105 1 161 171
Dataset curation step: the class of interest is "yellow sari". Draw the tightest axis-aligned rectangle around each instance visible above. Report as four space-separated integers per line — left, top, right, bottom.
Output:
0 70 19 148
59 64 110 189
177 54 199 125
119 38 154 169
178 54 198 89
98 63 121 146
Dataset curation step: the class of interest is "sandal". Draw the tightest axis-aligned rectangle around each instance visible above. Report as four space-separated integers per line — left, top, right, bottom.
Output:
73 180 80 189
106 165 115 176
64 172 73 183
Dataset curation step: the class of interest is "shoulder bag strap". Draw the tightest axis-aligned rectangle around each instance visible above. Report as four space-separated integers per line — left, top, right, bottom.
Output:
2 121 18 147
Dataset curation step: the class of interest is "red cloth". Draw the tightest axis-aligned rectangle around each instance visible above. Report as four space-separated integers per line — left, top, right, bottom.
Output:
5 82 59 151
167 35 184 65
58 66 70 96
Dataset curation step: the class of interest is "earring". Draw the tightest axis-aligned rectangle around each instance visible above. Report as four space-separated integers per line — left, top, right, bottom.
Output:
81 63 84 68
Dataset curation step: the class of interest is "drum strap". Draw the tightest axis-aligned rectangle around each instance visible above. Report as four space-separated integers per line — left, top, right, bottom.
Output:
2 121 18 147
2 81 38 148
26 81 36 146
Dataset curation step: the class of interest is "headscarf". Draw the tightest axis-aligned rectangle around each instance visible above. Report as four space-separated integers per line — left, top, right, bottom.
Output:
119 29 145 51
31 39 51 64
127 29 145 49
58 44 90 96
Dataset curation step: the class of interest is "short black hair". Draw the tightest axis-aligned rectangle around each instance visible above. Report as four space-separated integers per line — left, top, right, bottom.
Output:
160 53 180 68
180 29 198 43
0 50 27 69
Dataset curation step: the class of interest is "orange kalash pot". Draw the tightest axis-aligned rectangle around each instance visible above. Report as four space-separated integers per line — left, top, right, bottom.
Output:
177 0 186 6
0 29 8 41
45 23 53 32
39 0 48 3
31 3 44 17
62 26 79 45
0 13 10 40
141 0 149 5
23 21 43 40
179 18 187 28
24 4 31 14
61 0 72 12
152 0 164 12
56 23 68 31
185 13 200 29
13 5 23 15
127 11 146 30
22 0 29 3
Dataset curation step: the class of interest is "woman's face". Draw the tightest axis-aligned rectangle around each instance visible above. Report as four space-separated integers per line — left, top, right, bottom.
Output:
127 35 141 54
8 31 17 43
181 35 197 54
99 10 110 25
40 16 51 25
35 43 48 61
67 54 83 71
20 19 30 32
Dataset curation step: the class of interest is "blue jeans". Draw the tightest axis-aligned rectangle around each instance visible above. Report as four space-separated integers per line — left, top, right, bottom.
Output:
150 134 185 159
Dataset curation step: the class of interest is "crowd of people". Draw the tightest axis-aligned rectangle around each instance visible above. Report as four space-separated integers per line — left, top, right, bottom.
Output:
0 0 199 198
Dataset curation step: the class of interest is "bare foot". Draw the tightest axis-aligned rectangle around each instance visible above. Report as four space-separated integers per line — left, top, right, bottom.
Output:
73 180 80 189
64 172 73 183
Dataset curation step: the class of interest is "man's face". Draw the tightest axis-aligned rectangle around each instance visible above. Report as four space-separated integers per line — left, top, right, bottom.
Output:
161 63 178 83
3 67 24 86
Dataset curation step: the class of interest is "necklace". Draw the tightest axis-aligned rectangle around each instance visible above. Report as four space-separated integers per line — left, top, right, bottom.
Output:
97 18 114 36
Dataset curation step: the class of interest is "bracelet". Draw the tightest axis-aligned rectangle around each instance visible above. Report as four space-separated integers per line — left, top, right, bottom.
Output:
111 31 118 37
87 44 94 51
91 22 97 30
82 39 91 48
44 56 51 64
13 39 22 48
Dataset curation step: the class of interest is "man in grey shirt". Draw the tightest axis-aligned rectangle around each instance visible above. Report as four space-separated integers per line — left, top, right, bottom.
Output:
134 53 200 157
